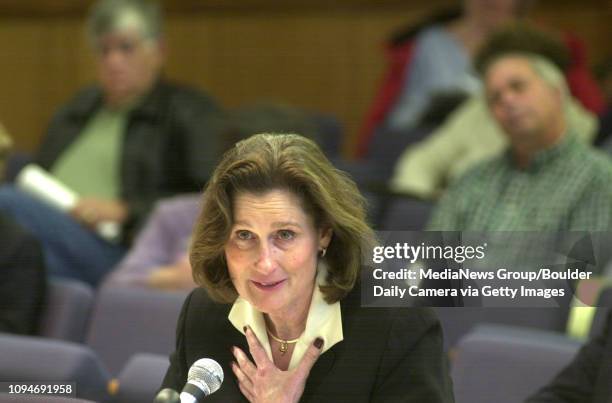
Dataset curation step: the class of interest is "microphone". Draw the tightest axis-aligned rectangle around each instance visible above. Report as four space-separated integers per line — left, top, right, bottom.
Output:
154 388 180 403
180 358 224 402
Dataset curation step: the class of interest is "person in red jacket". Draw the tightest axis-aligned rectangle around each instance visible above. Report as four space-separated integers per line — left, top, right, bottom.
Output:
357 2 605 158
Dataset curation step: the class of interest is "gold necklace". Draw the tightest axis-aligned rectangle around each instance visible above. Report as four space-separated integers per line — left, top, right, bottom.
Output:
266 329 300 354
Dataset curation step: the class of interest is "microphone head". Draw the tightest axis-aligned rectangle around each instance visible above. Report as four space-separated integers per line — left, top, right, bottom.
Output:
188 358 224 396
153 388 180 403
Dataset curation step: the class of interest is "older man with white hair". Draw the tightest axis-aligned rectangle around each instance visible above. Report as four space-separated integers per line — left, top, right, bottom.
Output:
0 0 226 286
427 52 612 231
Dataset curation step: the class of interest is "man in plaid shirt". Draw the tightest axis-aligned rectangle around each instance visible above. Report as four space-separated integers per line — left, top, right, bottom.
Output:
425 53 612 402
428 52 612 232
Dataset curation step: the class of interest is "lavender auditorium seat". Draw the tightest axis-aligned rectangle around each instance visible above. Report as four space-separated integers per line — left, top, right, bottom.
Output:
0 333 110 402
331 158 389 191
85 286 188 374
368 126 434 177
452 325 581 403
378 196 433 231
38 278 94 342
115 353 170 403
435 306 571 351
310 113 343 159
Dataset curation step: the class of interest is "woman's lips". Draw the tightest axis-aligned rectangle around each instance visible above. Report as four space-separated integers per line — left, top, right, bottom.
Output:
251 279 286 291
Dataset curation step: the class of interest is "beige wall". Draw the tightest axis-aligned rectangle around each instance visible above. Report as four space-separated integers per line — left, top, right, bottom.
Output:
0 0 610 155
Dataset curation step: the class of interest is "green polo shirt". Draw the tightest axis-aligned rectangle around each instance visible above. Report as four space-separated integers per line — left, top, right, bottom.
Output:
51 107 128 198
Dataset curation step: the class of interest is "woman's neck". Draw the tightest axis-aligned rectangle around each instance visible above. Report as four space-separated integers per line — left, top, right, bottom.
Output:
264 294 312 340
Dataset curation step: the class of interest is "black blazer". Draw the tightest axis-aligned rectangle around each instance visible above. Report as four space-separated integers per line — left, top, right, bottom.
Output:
527 311 612 403
161 286 454 402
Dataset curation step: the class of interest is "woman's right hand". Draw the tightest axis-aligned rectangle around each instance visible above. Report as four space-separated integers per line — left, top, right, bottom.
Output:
231 326 323 403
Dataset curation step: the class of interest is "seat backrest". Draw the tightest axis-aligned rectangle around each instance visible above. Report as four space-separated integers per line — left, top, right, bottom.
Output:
116 353 170 403
225 103 341 158
435 307 570 350
310 113 343 158
379 196 433 231
452 324 581 403
368 126 434 170
85 286 188 374
0 333 110 402
38 278 95 342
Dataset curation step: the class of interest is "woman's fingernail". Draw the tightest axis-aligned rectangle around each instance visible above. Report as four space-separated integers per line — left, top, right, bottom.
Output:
314 337 324 349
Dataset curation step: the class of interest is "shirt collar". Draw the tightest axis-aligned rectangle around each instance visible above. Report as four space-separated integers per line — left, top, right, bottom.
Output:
66 79 163 120
505 132 576 174
228 263 343 370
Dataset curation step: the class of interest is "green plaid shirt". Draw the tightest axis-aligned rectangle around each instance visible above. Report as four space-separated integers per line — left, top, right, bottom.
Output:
428 134 612 231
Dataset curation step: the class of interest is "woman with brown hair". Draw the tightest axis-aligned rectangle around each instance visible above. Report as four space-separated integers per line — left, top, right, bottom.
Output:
161 133 453 402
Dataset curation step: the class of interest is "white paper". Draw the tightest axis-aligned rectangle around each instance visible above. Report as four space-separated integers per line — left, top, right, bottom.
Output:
16 164 121 242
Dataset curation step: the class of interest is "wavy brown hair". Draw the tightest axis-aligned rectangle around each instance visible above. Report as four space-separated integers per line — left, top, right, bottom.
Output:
190 133 375 304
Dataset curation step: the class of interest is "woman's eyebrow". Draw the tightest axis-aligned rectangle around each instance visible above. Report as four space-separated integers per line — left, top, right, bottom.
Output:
271 221 302 229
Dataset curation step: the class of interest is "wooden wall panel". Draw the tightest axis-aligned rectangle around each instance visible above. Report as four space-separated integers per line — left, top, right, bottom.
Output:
0 0 609 156
532 4 612 66
160 7 452 153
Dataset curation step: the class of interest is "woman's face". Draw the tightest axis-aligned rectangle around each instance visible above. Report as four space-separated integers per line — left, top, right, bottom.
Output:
225 189 332 317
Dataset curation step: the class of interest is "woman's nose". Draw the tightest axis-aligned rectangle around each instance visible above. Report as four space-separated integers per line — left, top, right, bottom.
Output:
254 242 275 273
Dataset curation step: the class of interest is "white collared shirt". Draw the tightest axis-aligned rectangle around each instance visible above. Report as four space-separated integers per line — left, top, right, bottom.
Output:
228 267 343 370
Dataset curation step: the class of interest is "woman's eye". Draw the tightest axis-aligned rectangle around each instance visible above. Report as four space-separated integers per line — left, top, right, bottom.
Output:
236 230 252 240
277 230 295 241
